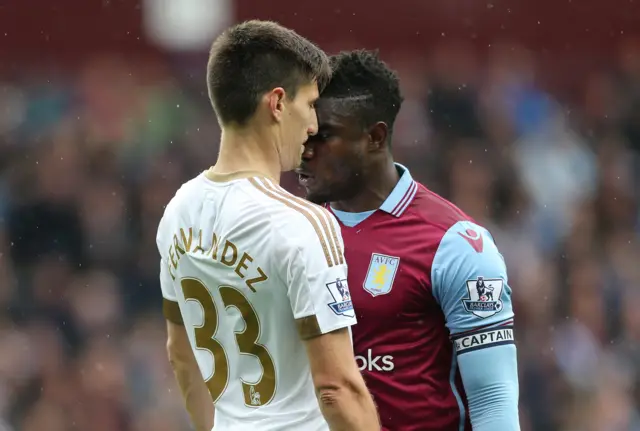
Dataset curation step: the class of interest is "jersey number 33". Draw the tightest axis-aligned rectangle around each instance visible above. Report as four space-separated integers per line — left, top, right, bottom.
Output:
181 278 277 407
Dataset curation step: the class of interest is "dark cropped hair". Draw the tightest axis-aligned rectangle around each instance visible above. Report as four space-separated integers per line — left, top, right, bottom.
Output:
207 20 331 126
322 50 403 135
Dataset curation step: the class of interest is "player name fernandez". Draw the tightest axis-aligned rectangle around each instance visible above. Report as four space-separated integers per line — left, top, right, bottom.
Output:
166 227 268 292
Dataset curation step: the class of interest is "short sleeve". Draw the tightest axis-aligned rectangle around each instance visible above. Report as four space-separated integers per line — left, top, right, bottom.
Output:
157 211 183 325
160 258 183 324
278 212 357 340
431 221 515 355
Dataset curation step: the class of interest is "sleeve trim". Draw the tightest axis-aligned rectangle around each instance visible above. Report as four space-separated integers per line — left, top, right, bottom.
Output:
248 177 343 267
163 298 184 325
451 318 514 340
295 315 322 340
295 315 356 340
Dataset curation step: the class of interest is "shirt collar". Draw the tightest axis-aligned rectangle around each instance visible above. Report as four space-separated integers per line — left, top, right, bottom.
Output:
379 163 418 217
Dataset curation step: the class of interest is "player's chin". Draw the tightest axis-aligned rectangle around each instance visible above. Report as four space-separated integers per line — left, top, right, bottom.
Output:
304 187 329 205
298 176 333 204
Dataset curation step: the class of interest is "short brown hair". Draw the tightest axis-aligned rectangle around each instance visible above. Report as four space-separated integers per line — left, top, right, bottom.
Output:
207 20 331 126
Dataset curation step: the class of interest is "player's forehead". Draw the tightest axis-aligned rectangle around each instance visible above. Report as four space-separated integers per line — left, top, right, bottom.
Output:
315 97 359 129
295 80 319 101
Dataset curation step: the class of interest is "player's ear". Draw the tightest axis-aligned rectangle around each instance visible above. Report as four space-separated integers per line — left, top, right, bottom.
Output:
368 121 388 152
268 87 286 122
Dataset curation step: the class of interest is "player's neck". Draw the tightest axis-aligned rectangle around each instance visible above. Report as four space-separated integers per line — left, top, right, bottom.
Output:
331 161 399 213
212 127 282 183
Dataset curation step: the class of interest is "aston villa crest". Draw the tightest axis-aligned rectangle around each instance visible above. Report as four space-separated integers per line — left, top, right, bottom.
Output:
363 253 400 297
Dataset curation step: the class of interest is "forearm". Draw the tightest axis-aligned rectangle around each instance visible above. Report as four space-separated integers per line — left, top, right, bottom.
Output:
302 327 380 430
316 383 380 431
170 354 214 431
166 321 214 431
458 344 520 431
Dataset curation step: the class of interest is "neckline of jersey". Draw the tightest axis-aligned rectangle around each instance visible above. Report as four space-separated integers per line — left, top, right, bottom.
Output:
203 168 270 183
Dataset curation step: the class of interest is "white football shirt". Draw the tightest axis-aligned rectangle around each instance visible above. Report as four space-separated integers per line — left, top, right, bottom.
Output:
157 171 356 431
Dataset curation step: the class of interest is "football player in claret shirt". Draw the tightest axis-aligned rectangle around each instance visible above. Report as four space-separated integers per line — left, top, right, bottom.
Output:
297 50 520 431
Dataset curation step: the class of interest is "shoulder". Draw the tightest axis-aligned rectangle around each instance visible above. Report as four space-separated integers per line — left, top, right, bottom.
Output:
250 178 338 237
410 184 474 229
403 186 505 290
431 219 508 311
399 183 476 249
247 178 342 266
420 183 501 272
157 175 206 246
164 173 209 214
432 220 502 269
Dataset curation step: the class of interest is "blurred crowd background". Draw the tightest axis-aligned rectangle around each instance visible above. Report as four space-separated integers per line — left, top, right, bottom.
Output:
1 1 639 430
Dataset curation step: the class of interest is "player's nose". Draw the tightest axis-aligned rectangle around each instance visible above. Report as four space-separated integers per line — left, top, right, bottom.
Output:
307 115 318 136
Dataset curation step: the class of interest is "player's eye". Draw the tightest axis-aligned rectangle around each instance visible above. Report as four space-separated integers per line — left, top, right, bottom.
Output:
317 131 331 141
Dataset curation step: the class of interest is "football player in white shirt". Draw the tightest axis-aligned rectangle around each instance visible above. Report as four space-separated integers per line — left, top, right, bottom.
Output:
157 20 379 431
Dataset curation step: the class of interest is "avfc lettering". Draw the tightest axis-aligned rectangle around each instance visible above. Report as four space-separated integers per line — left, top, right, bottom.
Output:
453 326 515 355
363 253 400 297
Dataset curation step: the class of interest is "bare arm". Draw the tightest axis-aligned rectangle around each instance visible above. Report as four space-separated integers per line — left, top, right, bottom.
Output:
166 321 214 431
274 208 379 429
303 326 380 431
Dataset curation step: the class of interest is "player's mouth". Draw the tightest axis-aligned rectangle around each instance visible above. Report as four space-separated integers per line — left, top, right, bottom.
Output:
295 169 315 188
